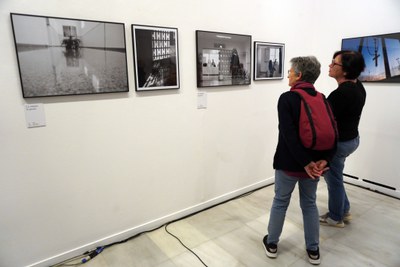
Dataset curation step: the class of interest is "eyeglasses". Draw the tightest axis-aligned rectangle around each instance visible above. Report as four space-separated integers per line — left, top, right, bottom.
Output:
288 69 296 75
331 59 343 67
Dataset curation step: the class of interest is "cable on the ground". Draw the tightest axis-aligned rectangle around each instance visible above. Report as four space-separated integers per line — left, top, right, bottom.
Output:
51 184 270 266
165 223 208 267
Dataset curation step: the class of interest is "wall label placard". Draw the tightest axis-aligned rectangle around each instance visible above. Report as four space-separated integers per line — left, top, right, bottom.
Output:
197 92 207 109
24 103 46 128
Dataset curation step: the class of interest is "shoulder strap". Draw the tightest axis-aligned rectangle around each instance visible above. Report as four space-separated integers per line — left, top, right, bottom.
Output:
292 89 317 148
321 93 339 143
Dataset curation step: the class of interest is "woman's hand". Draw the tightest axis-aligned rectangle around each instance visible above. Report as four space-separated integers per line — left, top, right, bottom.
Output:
315 160 329 173
304 160 329 179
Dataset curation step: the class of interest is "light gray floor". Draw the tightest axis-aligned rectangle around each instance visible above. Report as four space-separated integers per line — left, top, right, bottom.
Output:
70 180 400 267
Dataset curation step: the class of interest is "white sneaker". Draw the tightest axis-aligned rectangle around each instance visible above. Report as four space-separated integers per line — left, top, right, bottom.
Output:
343 212 352 223
319 213 345 228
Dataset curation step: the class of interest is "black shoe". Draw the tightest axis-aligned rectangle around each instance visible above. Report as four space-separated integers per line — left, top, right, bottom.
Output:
262 235 277 258
307 248 321 265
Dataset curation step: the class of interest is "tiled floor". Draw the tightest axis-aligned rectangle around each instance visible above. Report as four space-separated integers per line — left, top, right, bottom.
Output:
63 180 400 267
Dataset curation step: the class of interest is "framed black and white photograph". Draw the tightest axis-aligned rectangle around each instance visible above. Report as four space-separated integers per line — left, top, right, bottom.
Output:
254 41 284 80
342 32 400 82
10 13 129 98
132 25 179 91
196 30 251 88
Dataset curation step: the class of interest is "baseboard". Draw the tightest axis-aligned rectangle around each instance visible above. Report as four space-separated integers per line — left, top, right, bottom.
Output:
27 177 275 267
343 173 400 199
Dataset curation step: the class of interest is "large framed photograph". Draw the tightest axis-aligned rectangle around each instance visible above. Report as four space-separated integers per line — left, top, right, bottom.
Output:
254 41 284 80
132 25 179 91
342 32 400 82
196 30 251 88
10 13 129 98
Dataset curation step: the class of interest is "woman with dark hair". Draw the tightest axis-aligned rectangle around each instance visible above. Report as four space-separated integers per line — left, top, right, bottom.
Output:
319 50 366 228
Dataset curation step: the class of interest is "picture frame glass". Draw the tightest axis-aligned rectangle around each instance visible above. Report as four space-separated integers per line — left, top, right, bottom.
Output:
341 32 400 82
10 13 129 98
254 42 284 80
196 30 251 88
132 25 179 91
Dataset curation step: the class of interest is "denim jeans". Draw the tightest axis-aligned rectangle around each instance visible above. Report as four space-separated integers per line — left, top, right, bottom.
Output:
324 136 360 221
267 170 320 251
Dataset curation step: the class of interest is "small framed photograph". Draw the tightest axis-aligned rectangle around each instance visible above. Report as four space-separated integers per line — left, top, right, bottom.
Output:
132 24 179 91
253 41 284 80
10 13 129 98
196 30 251 88
342 32 400 82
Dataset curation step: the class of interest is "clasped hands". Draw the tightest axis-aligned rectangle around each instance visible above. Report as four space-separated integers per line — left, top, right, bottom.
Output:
304 160 329 179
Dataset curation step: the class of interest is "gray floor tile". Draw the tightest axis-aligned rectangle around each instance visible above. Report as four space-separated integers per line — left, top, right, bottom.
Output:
62 181 400 267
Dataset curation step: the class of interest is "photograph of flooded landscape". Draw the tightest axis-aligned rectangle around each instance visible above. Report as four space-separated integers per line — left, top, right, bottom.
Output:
11 13 129 98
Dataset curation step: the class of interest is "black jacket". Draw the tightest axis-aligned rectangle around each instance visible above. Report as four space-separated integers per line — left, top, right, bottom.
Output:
273 82 336 172
327 80 366 141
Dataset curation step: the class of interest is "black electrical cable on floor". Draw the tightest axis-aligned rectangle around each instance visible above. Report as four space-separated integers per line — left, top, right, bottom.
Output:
51 185 269 266
164 223 209 267
50 252 88 266
58 263 83 267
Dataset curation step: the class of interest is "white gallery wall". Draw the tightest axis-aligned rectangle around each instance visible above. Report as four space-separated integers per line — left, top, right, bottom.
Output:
0 0 399 266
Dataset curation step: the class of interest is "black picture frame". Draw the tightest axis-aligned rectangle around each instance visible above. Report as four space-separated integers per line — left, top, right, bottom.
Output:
196 30 251 88
253 41 284 81
132 24 180 91
10 13 129 98
341 32 400 82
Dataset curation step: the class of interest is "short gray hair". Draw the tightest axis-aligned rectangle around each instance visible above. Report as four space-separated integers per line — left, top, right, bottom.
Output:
290 56 321 84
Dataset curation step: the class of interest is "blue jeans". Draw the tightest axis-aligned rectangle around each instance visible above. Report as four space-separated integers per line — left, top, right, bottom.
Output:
324 136 360 221
267 170 320 251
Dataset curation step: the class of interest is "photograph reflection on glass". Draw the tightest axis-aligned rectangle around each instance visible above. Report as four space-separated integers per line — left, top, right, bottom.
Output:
10 13 129 98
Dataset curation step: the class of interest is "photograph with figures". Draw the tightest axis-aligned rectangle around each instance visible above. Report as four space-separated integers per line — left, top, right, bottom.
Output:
11 13 129 98
254 41 284 81
196 30 251 88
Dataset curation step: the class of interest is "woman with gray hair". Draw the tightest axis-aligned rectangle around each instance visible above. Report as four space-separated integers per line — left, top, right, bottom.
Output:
262 56 336 265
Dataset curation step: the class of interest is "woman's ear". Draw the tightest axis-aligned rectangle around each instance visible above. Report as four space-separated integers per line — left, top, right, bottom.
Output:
296 72 302 81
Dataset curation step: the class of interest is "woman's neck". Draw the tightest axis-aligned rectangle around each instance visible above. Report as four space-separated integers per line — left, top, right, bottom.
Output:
337 77 357 84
